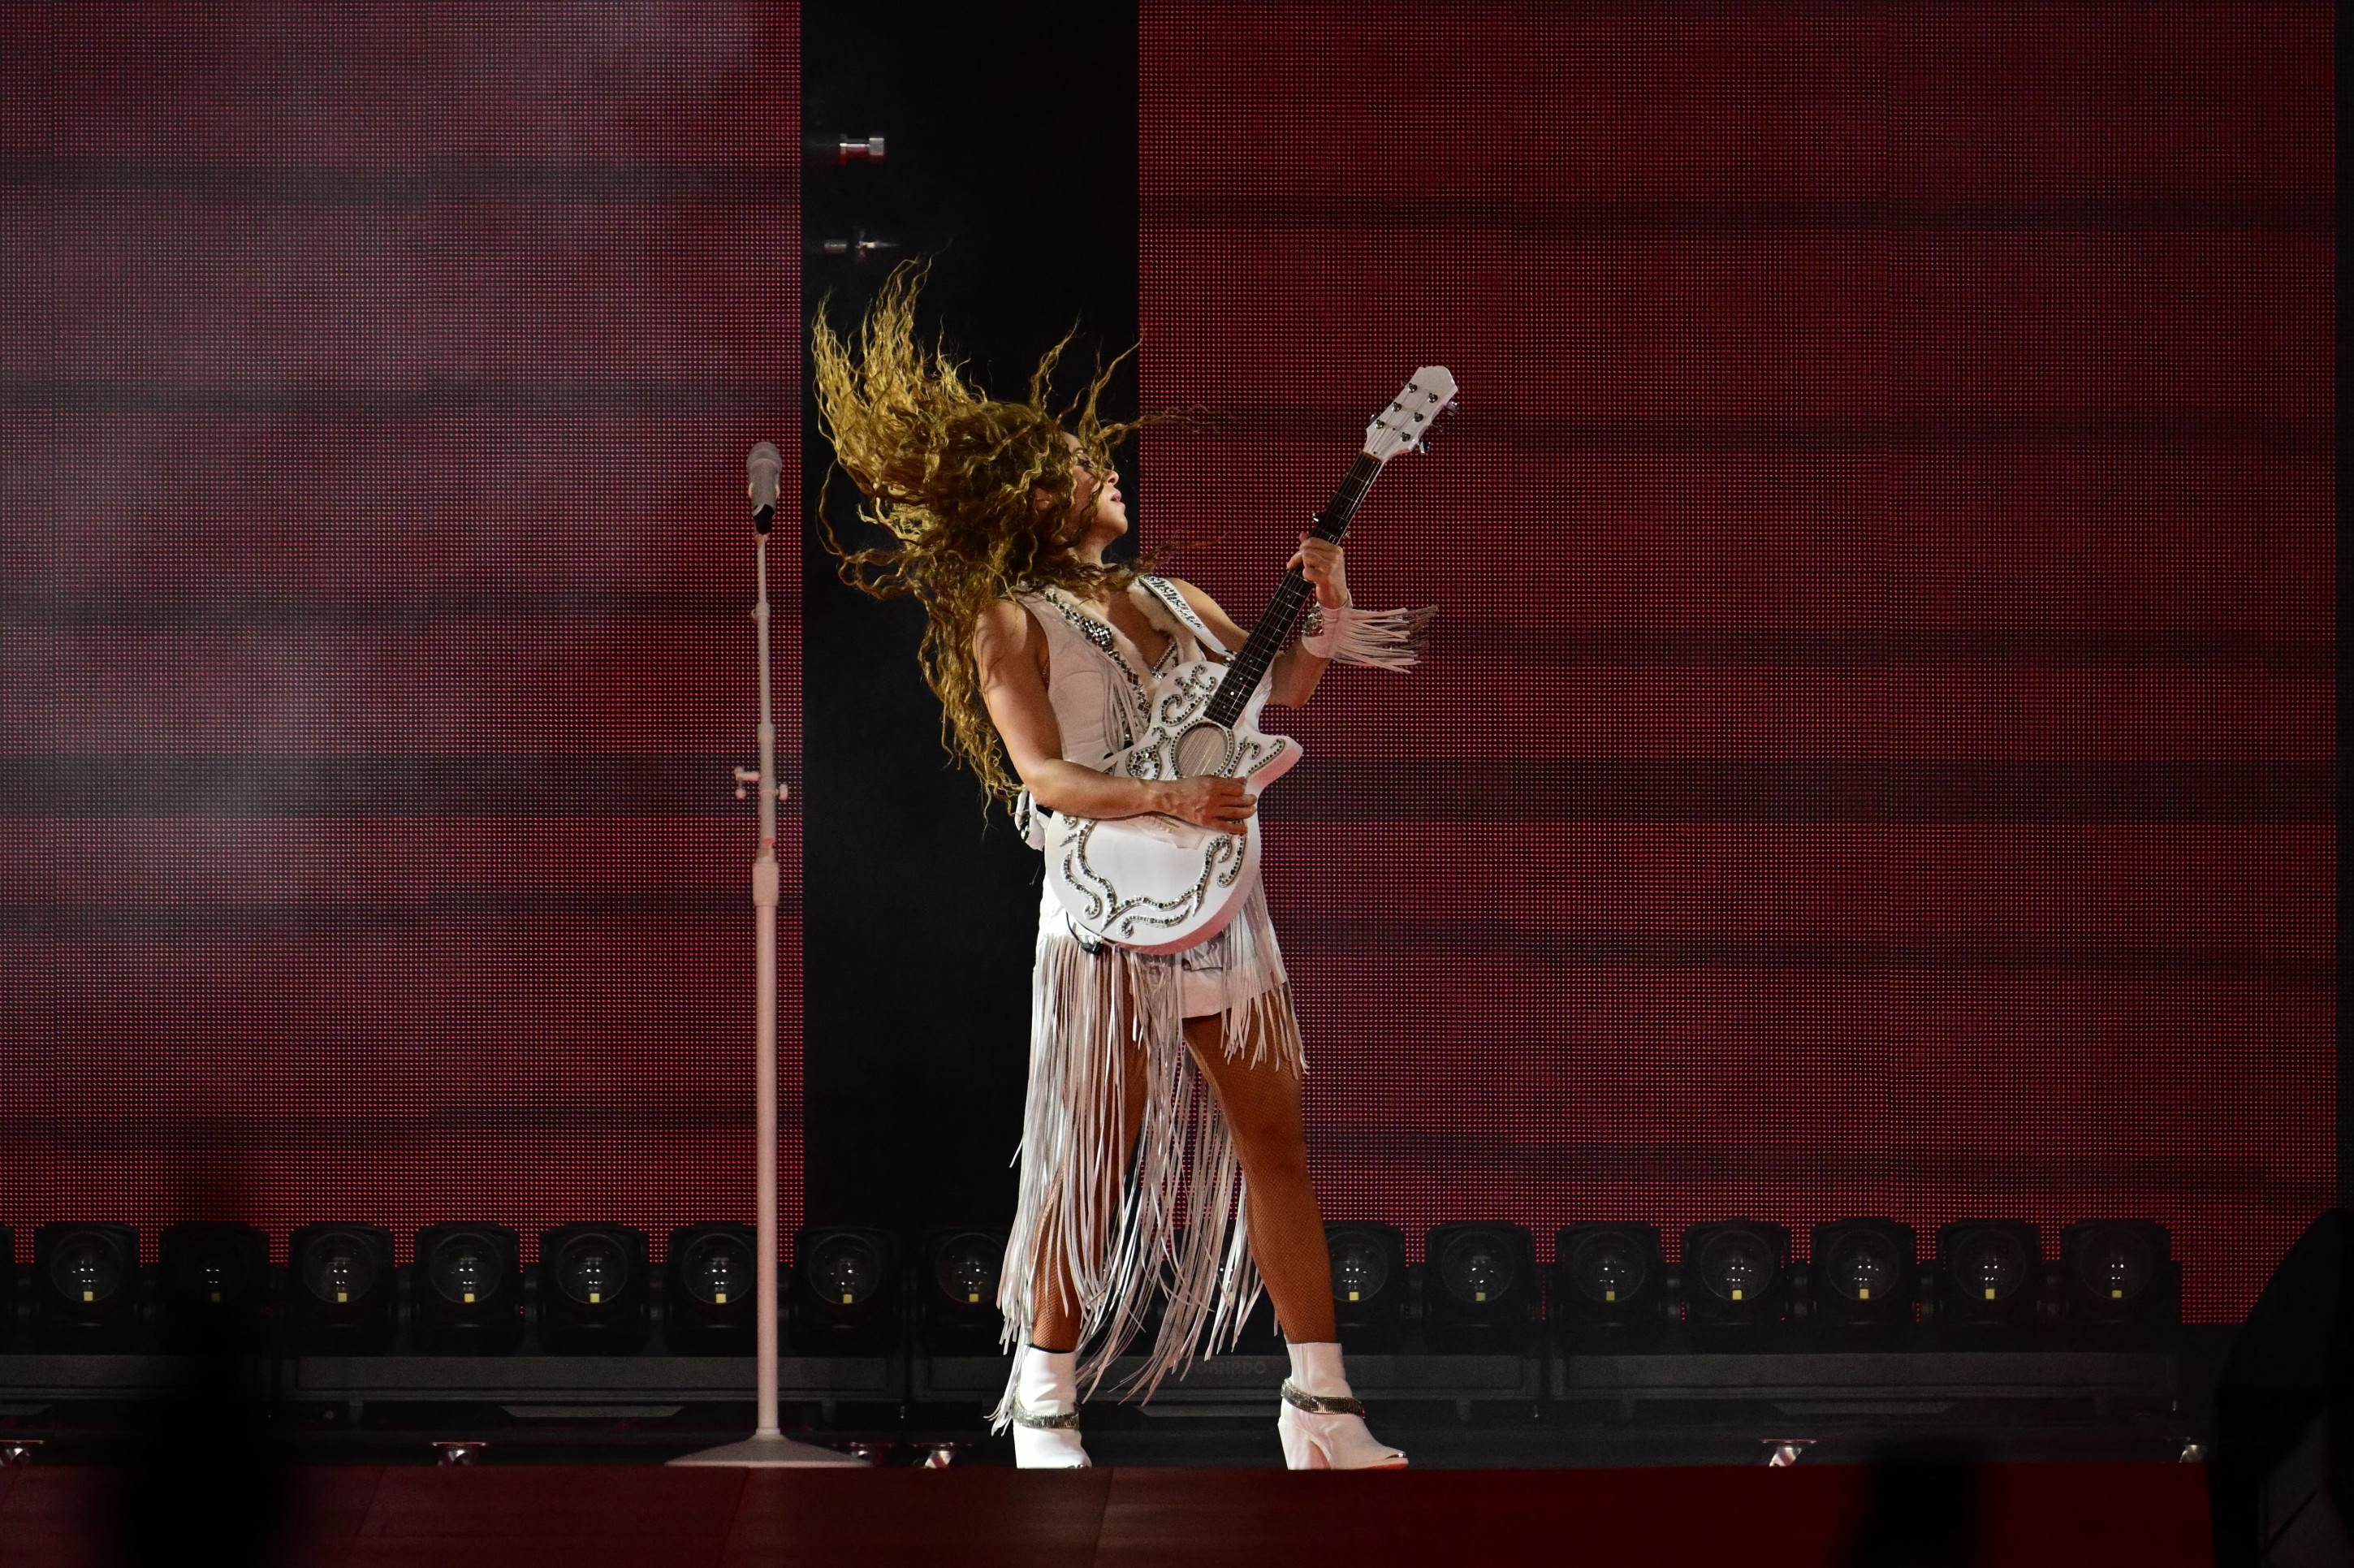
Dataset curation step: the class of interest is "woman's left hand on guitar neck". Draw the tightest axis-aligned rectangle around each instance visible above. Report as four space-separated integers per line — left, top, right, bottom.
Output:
1167 534 1350 709
1261 532 1350 707
1287 532 1352 612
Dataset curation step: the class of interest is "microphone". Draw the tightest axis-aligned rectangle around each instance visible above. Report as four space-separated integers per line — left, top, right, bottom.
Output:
746 442 780 533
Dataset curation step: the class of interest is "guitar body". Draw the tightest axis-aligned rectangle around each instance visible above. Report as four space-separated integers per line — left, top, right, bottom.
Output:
1041 657 1302 954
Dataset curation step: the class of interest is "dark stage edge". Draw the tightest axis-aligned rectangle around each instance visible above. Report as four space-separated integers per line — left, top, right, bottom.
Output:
0 1341 2204 1469
0 1462 2217 1566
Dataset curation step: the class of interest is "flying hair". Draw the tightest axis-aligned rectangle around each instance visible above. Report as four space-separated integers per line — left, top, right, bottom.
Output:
810 258 1190 814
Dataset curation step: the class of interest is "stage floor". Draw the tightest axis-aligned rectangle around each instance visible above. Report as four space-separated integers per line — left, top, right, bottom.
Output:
0 1459 2215 1566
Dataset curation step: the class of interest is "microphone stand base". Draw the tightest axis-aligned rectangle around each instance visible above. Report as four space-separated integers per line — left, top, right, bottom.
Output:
670 1432 869 1468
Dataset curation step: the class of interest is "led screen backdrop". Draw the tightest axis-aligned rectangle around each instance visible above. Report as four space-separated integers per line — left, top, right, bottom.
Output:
1137 1 2334 1320
0 4 801 1268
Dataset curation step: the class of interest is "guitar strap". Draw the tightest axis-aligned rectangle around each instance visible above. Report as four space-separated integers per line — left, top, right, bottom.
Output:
1137 577 1229 659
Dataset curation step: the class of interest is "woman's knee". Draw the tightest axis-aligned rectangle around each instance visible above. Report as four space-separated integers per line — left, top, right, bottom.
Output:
1196 1060 1307 1152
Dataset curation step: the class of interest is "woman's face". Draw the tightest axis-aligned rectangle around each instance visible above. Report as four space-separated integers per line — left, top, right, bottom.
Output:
1039 433 1125 555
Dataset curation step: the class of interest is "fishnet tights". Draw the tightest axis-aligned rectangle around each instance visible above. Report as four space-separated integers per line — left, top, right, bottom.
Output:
1027 1009 1337 1352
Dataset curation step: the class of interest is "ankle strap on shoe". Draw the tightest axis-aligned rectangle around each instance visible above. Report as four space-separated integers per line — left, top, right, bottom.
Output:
1280 1379 1366 1417
1009 1397 1082 1430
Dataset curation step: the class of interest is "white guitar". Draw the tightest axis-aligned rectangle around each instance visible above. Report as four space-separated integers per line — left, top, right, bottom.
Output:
1042 366 1455 952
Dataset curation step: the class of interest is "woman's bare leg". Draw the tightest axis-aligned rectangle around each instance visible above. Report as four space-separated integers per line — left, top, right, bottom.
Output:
1181 1010 1339 1344
1026 1031 1150 1353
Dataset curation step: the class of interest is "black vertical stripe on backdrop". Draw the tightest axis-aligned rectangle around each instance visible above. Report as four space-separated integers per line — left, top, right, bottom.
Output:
799 5 1140 1237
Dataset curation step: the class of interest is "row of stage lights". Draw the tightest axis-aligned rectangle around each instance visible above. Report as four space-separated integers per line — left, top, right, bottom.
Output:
0 1216 2179 1359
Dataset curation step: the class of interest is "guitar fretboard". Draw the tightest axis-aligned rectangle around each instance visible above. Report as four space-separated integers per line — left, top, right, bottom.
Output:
1203 453 1385 728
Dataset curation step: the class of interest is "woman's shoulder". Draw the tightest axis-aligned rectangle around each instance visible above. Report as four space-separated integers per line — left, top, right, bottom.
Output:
974 596 1051 671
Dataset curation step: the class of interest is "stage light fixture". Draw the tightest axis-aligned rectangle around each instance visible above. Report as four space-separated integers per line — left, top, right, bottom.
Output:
1678 1221 1792 1329
1926 1220 2053 1329
918 1226 1006 1353
1551 1223 1670 1339
158 1222 270 1353
536 1225 650 1355
1325 1221 1408 1338
788 1225 901 1354
665 1222 758 1354
1422 1223 1539 1345
287 1224 398 1354
33 1224 142 1351
1795 1220 1918 1333
412 1224 525 1355
2059 1220 2179 1330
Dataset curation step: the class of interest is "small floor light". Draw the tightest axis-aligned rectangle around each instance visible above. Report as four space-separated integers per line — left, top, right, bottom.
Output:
788 1225 901 1354
1423 1223 1539 1347
412 1224 525 1355
1552 1223 1670 1341
918 1227 1006 1354
666 1223 757 1354
33 1224 142 1351
2060 1220 2178 1331
1927 1220 2053 1330
158 1222 270 1353
1326 1222 1409 1342
1678 1221 1793 1330
287 1224 398 1354
538 1225 650 1354
1797 1220 1918 1335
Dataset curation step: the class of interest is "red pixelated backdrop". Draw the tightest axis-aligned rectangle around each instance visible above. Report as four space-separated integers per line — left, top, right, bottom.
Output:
1135 1 2334 1320
0 3 801 1268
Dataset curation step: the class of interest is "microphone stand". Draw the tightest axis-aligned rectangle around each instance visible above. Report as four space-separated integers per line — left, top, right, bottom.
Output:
672 464 862 1469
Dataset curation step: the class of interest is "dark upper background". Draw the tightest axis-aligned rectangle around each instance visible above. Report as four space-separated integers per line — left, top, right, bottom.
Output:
797 3 1138 1234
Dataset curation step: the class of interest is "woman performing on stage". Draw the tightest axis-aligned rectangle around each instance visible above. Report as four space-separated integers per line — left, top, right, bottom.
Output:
810 263 1433 1469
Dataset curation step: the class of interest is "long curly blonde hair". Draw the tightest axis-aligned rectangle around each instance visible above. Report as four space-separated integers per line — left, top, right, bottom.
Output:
810 260 1179 810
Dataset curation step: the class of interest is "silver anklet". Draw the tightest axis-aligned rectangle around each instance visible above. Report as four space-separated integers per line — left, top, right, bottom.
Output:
1009 1396 1082 1430
1279 1379 1366 1417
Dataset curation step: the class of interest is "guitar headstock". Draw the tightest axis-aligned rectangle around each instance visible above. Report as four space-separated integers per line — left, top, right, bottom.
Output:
1363 365 1458 464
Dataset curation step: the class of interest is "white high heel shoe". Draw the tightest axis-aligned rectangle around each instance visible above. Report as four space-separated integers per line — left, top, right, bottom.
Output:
1009 1344 1092 1468
1276 1341 1407 1470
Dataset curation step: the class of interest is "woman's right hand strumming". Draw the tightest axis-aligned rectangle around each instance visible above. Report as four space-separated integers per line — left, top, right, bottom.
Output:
1157 774 1258 832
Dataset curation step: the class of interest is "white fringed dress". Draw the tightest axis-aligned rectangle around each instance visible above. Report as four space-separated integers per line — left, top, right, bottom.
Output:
985 575 1426 1433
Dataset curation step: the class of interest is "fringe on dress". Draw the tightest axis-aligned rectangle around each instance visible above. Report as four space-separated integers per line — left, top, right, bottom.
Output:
986 879 1304 1433
984 581 1432 1434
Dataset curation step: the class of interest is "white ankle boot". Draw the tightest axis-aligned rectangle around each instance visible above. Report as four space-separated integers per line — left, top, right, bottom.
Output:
1009 1344 1091 1468
1277 1341 1407 1469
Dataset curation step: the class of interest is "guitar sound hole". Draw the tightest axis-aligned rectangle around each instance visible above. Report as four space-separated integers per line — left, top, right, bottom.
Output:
1173 723 1229 778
